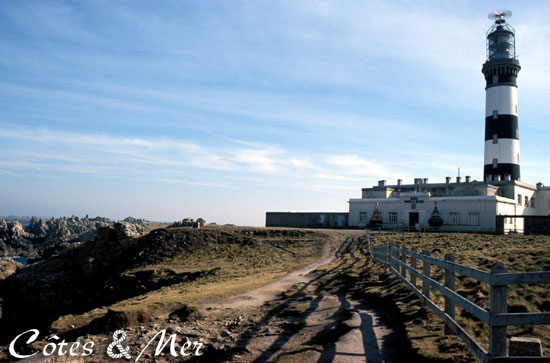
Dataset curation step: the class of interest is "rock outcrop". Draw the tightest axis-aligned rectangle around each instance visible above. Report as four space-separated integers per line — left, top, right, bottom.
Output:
0 221 37 257
0 259 24 281
27 216 48 237
171 217 207 228
115 221 144 239
1 227 223 333
0 216 165 258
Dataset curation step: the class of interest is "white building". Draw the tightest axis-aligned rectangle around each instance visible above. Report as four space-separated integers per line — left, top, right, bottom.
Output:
348 177 550 232
348 12 550 233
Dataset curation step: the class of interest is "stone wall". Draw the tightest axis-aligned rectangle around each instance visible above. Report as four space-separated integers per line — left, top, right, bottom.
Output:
265 212 348 228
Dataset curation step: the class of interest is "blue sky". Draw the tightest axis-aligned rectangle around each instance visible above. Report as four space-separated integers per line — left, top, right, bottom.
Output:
1 1 550 226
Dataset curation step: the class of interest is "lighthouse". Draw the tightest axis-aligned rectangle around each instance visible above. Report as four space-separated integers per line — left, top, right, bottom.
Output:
344 10 550 233
482 11 521 182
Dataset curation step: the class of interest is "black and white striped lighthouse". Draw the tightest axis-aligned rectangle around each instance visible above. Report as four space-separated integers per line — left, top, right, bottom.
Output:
482 11 521 182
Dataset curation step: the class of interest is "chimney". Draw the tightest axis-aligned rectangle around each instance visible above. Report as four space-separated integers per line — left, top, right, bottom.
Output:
378 180 386 187
423 178 429 184
465 176 471 183
446 177 451 184
456 176 462 183
397 179 402 186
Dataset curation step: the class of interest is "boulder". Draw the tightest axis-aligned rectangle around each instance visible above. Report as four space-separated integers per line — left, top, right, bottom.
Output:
182 218 194 227
0 258 24 280
0 220 7 232
7 222 28 238
27 217 49 237
115 222 144 239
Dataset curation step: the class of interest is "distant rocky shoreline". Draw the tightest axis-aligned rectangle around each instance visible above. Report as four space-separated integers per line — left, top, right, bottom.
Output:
0 216 168 259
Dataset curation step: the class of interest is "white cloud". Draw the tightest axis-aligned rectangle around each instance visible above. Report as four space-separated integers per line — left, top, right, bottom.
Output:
0 125 407 191
230 148 285 174
325 154 390 177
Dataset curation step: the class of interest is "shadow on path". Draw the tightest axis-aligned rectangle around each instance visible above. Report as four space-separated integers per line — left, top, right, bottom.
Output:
193 235 428 362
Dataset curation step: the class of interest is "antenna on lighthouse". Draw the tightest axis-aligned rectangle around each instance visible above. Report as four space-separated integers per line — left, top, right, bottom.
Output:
488 10 512 23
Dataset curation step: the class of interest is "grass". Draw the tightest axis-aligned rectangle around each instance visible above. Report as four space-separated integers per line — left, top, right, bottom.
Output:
47 230 550 362
313 232 550 361
51 227 330 334
370 232 550 357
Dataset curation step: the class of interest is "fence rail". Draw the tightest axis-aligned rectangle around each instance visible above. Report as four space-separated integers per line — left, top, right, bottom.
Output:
365 231 550 363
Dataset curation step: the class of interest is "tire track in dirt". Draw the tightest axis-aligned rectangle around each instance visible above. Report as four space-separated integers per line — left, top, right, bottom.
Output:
202 230 355 311
199 230 413 362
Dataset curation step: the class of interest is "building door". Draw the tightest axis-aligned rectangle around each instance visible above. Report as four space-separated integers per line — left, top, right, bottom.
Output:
409 212 419 227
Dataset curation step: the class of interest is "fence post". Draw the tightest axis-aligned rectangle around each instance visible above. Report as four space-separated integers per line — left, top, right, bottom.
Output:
391 245 400 273
444 253 456 335
411 247 418 287
422 250 431 300
489 263 508 357
364 230 370 256
387 244 392 270
400 247 407 277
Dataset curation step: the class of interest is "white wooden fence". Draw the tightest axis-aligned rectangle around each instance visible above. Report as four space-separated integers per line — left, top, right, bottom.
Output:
365 231 550 362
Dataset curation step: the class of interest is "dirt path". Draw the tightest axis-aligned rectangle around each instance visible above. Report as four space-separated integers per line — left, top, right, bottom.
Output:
8 229 411 362
198 230 412 362
202 230 355 312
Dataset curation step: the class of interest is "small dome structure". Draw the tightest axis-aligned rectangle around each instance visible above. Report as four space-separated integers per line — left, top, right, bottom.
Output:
428 202 444 228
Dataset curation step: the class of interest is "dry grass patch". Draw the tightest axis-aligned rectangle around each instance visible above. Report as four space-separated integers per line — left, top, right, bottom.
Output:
369 232 550 358
50 228 330 334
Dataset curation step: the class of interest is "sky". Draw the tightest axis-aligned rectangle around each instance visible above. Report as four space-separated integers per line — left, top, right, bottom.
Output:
1 1 550 226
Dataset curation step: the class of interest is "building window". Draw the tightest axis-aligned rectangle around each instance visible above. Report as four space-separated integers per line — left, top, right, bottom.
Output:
531 198 536 208
388 212 398 223
517 194 522 205
492 75 498 85
449 212 460 225
468 212 480 225
515 104 518 114
493 134 498 144
493 158 498 169
359 212 368 223
517 153 520 163
525 196 529 207
493 110 498 120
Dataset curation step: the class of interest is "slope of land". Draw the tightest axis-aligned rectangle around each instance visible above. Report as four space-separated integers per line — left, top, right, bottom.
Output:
1 229 548 362
186 232 549 362
0 225 337 361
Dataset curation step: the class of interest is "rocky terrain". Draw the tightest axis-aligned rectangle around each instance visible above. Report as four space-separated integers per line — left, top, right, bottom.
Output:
1 222 156 331
0 216 167 258
1 229 548 362
0 226 331 355
0 227 364 362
